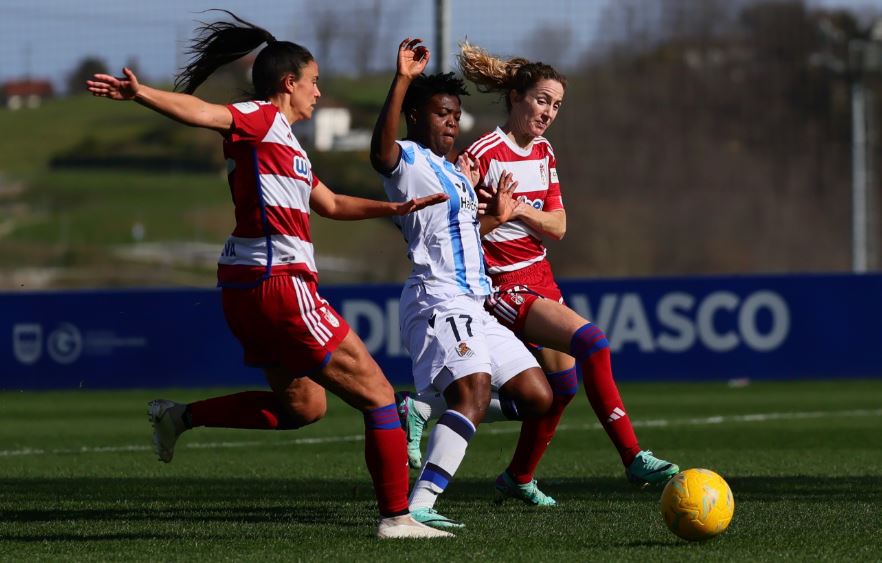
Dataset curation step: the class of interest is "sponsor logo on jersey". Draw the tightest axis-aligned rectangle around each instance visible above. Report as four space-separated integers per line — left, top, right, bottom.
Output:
232 101 260 114
455 341 475 358
460 196 479 214
511 294 525 305
550 167 559 183
222 240 236 257
321 307 340 328
517 196 545 210
294 156 310 177
539 162 547 187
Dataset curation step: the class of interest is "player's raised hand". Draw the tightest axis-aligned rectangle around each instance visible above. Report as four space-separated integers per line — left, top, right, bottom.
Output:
456 152 480 187
483 171 521 223
395 193 449 215
397 38 430 79
86 67 141 101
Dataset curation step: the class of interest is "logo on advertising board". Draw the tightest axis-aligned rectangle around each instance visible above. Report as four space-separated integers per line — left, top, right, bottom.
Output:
12 323 88 365
47 323 83 364
13 324 42 364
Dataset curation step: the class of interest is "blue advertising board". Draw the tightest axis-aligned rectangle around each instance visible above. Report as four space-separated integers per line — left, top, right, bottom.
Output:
2 273 881 390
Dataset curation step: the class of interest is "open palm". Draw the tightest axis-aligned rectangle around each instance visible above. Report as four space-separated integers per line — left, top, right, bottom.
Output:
397 38 430 79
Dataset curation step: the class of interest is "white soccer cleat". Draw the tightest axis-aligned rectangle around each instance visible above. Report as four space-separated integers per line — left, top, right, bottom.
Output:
147 399 187 463
376 515 455 539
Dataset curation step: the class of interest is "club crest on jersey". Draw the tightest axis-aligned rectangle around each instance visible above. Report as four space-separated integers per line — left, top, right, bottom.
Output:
455 341 475 358
320 307 340 328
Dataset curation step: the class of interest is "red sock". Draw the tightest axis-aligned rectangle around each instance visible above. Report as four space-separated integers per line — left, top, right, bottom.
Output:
363 404 409 517
188 391 303 430
506 395 573 484
571 324 641 467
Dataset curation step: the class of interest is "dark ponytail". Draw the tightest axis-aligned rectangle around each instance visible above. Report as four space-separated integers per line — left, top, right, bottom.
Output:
175 9 314 100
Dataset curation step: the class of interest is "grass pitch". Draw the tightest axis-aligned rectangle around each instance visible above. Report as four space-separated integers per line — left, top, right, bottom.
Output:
1 379 880 561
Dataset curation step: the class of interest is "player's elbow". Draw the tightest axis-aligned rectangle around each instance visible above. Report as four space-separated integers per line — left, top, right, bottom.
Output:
311 198 337 219
549 226 566 241
370 152 396 176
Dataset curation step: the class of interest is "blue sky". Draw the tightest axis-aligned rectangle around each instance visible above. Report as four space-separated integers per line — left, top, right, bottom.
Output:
1 0 879 92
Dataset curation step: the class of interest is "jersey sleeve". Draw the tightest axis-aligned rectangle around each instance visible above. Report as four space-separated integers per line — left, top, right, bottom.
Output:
383 140 415 197
544 150 564 212
225 102 275 144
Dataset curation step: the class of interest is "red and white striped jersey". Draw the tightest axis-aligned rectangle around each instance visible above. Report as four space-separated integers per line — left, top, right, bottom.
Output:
217 101 320 288
464 127 563 275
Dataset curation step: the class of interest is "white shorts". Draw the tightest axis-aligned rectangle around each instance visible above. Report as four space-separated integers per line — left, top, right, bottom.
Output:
400 282 540 394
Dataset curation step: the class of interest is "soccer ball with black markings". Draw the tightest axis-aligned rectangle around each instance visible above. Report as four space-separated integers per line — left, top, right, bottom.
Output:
660 468 734 541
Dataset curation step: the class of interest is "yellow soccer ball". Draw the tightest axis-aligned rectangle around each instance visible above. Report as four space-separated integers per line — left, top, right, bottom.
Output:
660 468 734 541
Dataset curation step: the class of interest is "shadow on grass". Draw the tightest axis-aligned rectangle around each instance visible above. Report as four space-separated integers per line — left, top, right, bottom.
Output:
0 475 878 542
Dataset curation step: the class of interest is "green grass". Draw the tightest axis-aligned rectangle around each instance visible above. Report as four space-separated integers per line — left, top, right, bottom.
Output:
1 380 880 561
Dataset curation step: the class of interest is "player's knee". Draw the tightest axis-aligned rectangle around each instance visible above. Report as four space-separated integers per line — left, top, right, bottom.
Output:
283 394 327 427
518 384 553 417
361 372 396 409
444 373 492 423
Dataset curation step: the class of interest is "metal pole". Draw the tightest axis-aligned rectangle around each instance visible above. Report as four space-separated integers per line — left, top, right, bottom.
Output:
866 88 877 270
435 0 450 73
851 79 868 273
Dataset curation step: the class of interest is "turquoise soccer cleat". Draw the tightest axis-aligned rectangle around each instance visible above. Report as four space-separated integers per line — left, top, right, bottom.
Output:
625 450 680 488
409 507 465 529
395 392 428 469
494 471 557 506
376 515 454 538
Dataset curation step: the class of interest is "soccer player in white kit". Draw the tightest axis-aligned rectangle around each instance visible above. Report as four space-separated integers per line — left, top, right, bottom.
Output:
370 38 554 529
399 41 679 495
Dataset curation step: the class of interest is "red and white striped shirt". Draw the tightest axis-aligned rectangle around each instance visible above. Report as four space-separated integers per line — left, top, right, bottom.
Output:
217 101 320 287
465 127 563 275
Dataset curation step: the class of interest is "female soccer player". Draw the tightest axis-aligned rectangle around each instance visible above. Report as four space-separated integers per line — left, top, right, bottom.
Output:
369 38 554 528
86 12 451 540
399 42 678 494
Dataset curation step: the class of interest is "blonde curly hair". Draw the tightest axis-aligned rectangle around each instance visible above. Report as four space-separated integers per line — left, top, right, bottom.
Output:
456 41 566 112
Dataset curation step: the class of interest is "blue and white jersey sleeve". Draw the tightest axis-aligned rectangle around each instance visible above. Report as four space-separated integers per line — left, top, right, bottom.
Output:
382 140 492 297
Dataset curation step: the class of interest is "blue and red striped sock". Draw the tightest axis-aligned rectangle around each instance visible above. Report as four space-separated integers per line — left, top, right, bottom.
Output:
363 403 410 517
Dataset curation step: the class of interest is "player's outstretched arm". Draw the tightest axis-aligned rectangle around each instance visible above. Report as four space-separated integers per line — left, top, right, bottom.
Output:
310 181 447 220
370 38 430 174
510 206 567 241
86 67 233 133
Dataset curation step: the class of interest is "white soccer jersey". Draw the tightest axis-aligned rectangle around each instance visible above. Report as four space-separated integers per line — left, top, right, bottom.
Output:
465 127 564 275
383 140 491 297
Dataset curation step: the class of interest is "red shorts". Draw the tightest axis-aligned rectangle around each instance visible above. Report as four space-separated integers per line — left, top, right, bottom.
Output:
221 274 350 375
485 260 564 336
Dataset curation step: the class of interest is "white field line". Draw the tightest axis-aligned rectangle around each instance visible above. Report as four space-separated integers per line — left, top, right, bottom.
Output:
1 408 880 458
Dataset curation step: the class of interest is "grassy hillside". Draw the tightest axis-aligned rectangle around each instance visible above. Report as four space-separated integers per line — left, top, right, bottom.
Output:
0 92 412 290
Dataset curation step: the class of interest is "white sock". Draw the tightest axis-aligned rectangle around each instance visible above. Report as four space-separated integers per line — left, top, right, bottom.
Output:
409 410 476 510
